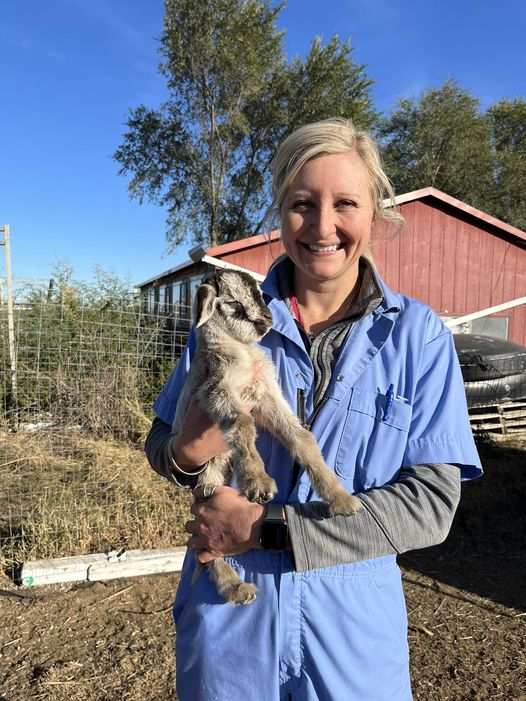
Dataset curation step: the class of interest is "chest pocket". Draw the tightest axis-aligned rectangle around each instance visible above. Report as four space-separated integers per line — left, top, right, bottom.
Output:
335 387 412 488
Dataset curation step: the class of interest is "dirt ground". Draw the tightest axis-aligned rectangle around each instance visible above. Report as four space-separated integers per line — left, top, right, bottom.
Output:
1 437 525 701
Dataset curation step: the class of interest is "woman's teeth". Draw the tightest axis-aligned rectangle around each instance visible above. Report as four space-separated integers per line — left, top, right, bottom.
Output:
307 243 341 252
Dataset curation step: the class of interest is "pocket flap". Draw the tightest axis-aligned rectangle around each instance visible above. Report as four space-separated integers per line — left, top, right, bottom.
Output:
350 387 411 431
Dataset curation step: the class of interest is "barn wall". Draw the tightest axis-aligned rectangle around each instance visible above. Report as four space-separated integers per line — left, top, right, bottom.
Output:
145 197 526 346
220 238 285 277
371 200 526 346
219 200 526 344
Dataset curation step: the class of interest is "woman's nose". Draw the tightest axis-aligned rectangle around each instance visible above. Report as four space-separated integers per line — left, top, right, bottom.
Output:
311 205 336 237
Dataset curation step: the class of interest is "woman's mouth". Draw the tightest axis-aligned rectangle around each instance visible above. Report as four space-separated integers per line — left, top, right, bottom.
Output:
303 243 344 253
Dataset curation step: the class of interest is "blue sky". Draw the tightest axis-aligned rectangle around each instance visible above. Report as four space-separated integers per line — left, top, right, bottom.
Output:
1 0 525 288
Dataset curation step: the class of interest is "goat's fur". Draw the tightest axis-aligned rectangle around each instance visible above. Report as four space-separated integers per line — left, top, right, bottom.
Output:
172 270 362 605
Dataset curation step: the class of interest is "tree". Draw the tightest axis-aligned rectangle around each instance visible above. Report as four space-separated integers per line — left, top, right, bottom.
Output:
114 0 375 249
488 98 526 231
378 80 494 210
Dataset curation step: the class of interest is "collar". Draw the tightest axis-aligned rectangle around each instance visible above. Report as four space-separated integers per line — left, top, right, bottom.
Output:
261 255 400 317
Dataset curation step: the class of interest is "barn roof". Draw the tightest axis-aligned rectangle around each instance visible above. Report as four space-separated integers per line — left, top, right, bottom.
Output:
206 230 282 258
391 187 526 244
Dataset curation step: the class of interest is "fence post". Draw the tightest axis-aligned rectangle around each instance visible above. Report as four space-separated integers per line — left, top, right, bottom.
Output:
0 224 18 427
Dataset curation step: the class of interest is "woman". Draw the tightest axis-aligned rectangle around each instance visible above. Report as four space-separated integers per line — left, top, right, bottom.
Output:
146 118 482 700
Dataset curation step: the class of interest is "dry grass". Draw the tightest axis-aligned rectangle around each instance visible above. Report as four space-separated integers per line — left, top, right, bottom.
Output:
49 365 156 443
0 428 192 573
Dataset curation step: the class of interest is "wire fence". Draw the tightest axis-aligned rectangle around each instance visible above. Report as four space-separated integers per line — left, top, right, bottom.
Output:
0 278 192 578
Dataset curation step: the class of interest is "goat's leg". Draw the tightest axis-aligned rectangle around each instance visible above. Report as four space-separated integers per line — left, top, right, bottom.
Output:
204 558 257 605
197 384 276 502
224 412 276 502
191 460 258 605
254 392 362 516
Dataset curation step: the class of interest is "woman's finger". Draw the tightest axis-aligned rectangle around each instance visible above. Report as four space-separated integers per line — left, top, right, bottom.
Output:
184 519 197 534
192 484 231 501
195 550 216 564
192 484 216 502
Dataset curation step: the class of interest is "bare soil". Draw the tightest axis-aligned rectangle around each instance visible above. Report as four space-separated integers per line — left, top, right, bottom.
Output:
1 437 525 701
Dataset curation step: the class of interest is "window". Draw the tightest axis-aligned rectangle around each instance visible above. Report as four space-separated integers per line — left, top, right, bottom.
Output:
159 285 166 312
166 283 173 310
444 316 509 340
180 280 191 321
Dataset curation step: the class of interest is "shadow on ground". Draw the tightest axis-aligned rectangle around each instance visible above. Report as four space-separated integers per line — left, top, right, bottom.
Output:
400 437 526 612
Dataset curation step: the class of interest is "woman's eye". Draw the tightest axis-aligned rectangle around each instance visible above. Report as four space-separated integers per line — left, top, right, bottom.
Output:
337 199 356 209
292 200 311 210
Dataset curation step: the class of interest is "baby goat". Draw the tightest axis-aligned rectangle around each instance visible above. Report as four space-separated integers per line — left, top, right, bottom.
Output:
172 270 361 605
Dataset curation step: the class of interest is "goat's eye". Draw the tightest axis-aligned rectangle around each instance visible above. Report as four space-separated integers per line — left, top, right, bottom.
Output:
225 300 246 316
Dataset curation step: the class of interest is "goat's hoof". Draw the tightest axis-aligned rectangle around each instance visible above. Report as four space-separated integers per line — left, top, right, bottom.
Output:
228 581 257 605
241 475 277 503
328 492 363 516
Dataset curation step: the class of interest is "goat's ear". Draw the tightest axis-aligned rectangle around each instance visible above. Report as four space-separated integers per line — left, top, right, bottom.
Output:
194 283 217 327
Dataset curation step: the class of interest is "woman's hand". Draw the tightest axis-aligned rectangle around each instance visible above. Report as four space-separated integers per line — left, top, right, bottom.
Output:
171 398 230 470
185 486 265 564
171 359 265 471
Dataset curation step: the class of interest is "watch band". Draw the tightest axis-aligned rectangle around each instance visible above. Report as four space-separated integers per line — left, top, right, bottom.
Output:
260 503 288 551
265 503 286 521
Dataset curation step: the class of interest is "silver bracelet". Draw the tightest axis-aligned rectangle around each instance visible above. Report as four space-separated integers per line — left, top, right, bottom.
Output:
168 435 207 476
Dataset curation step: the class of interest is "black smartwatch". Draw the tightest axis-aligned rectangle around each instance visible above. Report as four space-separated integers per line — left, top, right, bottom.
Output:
260 503 288 550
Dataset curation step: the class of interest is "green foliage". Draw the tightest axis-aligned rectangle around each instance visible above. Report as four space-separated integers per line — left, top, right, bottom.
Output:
378 79 494 209
114 0 375 248
0 265 178 440
378 82 526 231
286 35 375 128
488 98 526 231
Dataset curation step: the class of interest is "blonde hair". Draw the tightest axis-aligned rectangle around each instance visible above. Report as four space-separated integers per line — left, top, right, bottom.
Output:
270 117 404 232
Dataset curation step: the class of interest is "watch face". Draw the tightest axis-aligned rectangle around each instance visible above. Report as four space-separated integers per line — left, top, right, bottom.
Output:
261 520 288 550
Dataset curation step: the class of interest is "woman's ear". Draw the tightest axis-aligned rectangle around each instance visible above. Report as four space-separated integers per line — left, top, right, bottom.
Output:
194 283 217 327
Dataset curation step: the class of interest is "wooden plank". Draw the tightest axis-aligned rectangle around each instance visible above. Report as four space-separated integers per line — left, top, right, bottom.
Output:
471 421 502 431
469 400 526 433
470 411 502 420
470 402 526 413
453 218 470 317
20 553 107 586
398 201 415 297
20 547 187 587
88 547 186 582
428 207 445 313
500 410 526 420
477 225 494 312
444 295 526 328
412 200 430 303
441 212 457 315
466 222 482 316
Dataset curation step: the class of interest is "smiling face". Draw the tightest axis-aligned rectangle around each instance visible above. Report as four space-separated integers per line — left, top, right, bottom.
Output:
280 151 374 295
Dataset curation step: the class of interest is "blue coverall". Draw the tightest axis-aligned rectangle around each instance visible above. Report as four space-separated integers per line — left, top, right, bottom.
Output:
153 261 482 701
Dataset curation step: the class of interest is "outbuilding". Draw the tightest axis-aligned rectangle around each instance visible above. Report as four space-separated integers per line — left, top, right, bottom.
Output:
137 187 526 346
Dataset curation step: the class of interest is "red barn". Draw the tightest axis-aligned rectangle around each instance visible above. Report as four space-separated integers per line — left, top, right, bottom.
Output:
137 187 526 345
